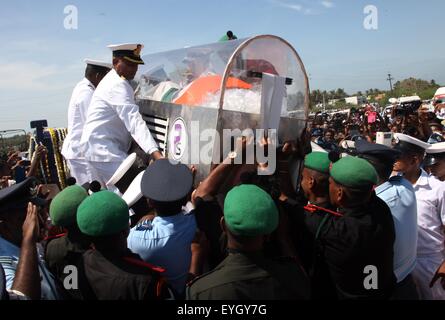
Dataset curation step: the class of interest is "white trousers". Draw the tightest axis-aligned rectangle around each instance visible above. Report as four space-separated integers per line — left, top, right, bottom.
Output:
412 254 445 300
86 161 122 193
66 159 92 186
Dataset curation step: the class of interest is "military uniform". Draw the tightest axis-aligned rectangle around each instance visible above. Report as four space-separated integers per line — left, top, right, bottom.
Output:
76 190 173 300
285 200 339 298
394 134 445 299
77 249 170 300
187 184 311 300
0 178 62 300
287 152 335 278
45 234 88 278
315 156 397 299
62 60 111 185
307 195 396 299
187 250 310 300
355 139 419 299
79 43 159 187
45 185 91 299
425 141 445 181
44 234 89 300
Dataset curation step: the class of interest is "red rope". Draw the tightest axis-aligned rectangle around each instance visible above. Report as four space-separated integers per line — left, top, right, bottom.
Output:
304 203 343 217
43 233 67 241
123 257 166 274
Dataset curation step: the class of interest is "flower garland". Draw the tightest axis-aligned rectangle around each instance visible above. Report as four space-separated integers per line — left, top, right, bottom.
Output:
28 135 52 183
48 128 66 189
59 129 69 177
28 127 69 188
27 135 36 161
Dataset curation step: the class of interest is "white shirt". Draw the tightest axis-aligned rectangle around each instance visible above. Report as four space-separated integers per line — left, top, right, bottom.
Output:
61 78 95 160
413 169 445 257
80 69 158 162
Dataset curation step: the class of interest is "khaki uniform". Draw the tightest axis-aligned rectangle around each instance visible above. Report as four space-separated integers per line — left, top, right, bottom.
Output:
77 249 172 300
187 251 310 300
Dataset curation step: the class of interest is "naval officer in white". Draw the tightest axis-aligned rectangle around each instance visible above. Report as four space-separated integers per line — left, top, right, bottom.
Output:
62 59 112 185
80 43 162 187
393 133 445 299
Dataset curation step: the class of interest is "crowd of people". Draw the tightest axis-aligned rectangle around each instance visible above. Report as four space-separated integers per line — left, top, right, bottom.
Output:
309 101 445 152
1 32 445 301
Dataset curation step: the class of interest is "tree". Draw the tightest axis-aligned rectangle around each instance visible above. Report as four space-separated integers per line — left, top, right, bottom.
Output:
335 88 347 99
392 77 440 99
310 78 442 110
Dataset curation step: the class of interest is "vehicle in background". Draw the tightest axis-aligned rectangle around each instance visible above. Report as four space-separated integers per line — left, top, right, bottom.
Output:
433 87 445 102
381 105 394 121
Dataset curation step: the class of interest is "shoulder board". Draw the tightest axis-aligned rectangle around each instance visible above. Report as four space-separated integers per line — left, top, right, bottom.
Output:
123 257 165 274
0 256 16 267
43 233 67 242
389 175 403 182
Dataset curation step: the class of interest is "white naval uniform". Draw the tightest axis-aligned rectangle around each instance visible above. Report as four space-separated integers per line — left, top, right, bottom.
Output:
79 69 158 187
411 169 445 300
61 78 95 185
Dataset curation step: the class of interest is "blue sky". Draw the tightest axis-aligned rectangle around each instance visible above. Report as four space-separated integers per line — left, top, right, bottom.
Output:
0 0 444 130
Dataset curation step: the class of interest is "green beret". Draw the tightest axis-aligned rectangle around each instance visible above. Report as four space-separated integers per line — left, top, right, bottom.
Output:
77 191 129 237
224 185 278 237
330 156 378 188
304 152 330 174
49 185 88 227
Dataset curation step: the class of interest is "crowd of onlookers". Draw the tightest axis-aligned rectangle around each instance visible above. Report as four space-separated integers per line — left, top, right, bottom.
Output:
309 101 444 152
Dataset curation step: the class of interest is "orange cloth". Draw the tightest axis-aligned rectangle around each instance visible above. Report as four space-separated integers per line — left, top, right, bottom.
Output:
173 75 252 106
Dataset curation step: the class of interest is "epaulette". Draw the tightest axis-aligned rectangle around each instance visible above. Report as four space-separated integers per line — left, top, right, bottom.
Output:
123 256 165 274
388 175 403 182
0 256 17 267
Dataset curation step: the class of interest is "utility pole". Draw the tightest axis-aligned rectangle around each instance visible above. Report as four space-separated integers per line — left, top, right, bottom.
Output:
387 73 394 94
322 93 326 113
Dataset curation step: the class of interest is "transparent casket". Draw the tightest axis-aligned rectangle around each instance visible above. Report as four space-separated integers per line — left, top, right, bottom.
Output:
135 35 309 184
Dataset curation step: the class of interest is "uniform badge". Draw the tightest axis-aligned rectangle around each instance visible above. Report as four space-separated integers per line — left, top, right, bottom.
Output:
133 44 142 57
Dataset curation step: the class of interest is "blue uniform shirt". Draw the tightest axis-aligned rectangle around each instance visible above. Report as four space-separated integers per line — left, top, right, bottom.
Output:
375 176 418 283
0 236 61 300
127 211 197 295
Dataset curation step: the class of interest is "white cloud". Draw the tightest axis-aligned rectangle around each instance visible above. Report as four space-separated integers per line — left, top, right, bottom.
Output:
269 0 323 15
0 62 78 91
321 1 334 8
269 0 302 11
282 3 303 11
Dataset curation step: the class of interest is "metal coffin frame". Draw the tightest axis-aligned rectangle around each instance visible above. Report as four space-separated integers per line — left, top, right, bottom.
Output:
137 35 309 185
